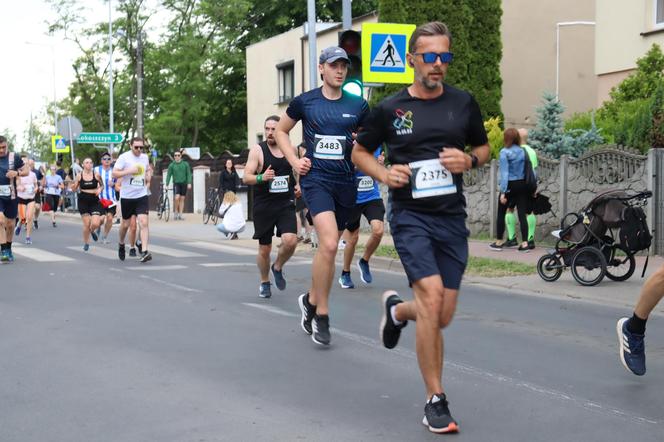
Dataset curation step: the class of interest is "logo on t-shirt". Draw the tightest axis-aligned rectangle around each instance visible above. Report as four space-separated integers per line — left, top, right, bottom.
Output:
393 109 413 135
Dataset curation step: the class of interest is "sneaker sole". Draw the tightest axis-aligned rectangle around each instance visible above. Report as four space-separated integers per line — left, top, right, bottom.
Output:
357 261 372 284
488 246 503 251
140 254 152 263
380 290 398 349
298 294 313 335
422 416 459 434
616 317 643 375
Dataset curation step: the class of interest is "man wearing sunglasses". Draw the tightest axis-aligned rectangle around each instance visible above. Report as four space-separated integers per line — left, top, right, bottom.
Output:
275 46 370 346
113 137 152 262
352 22 490 434
95 153 117 243
165 150 192 220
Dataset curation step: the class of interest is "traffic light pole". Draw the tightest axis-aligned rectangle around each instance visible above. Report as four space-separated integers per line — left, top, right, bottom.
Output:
307 0 317 91
342 0 351 30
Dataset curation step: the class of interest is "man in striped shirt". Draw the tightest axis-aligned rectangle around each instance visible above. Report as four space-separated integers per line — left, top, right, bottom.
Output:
96 152 117 244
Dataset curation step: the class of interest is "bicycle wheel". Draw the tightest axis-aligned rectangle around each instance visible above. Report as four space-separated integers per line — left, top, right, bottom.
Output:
203 199 212 224
605 245 636 282
571 246 607 286
211 196 221 225
156 195 164 220
537 254 563 282
163 197 170 222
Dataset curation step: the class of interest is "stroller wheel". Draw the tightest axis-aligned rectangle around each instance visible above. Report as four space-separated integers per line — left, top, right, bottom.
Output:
571 246 607 286
537 254 563 282
605 245 636 282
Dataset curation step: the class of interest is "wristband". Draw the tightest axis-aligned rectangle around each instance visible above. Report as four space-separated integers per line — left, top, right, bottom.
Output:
470 154 479 169
256 174 263 184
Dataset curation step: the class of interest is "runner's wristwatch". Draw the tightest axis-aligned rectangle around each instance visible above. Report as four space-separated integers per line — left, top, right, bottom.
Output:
470 154 479 169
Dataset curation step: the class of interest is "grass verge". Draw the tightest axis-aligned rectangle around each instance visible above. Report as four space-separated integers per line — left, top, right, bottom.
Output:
360 245 536 277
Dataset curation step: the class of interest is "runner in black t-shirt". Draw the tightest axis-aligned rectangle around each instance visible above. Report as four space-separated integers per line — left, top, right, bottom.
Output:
243 115 299 299
353 22 490 434
275 46 369 346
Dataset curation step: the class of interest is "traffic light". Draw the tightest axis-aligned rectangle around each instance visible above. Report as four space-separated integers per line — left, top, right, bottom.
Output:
339 30 363 97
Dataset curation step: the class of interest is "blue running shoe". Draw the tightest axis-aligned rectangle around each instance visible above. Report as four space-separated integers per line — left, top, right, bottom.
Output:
259 282 272 299
617 317 646 376
83 243 90 252
338 271 354 289
14 224 21 236
6 250 14 262
357 258 372 284
271 264 286 291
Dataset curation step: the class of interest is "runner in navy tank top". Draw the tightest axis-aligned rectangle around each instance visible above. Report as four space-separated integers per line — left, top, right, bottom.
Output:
275 46 369 346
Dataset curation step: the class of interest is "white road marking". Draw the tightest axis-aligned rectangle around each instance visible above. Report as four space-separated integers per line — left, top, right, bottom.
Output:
244 303 660 426
242 303 298 317
67 245 118 260
10 243 74 262
179 241 255 256
199 263 255 268
126 265 188 271
147 244 205 258
138 274 203 293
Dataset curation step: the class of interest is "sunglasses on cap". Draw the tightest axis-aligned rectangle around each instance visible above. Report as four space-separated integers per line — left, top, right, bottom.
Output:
413 52 454 64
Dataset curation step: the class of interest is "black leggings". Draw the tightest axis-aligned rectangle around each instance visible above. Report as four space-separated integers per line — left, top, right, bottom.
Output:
496 179 531 242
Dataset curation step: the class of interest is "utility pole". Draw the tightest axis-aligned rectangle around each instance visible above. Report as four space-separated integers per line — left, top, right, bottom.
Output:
342 0 352 30
108 0 115 155
136 31 144 138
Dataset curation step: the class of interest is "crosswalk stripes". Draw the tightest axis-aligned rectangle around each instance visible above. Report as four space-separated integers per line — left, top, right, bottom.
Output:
145 244 205 258
179 241 256 256
67 245 118 260
11 243 74 262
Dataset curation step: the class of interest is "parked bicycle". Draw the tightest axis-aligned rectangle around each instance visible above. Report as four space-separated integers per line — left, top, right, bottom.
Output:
203 187 221 225
156 184 170 222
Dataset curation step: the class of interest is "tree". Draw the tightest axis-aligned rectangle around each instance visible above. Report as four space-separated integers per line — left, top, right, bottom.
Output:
529 92 572 158
375 0 502 119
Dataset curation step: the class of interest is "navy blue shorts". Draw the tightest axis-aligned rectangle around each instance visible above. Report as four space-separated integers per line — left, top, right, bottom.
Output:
0 197 18 219
300 177 356 231
390 209 469 290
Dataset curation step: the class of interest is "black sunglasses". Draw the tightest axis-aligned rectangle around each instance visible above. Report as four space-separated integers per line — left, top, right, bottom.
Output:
132 145 145 150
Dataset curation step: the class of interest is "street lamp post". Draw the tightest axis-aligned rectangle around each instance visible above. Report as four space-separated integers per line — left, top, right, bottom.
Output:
556 21 596 100
108 0 115 155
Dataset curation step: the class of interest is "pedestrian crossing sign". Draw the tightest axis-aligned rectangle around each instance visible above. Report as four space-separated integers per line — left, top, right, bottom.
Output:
362 22 416 84
51 135 70 153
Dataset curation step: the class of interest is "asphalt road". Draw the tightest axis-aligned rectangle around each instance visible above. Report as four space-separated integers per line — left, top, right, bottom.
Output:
2 218 664 441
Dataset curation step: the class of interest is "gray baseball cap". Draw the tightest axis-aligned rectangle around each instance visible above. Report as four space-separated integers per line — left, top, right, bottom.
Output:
319 46 350 64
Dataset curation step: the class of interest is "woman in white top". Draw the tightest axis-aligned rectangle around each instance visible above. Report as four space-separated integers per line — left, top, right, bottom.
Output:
216 191 246 240
15 170 38 244
44 164 64 227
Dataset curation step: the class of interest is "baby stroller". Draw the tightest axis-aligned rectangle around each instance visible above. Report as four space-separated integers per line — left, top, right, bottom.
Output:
537 189 652 286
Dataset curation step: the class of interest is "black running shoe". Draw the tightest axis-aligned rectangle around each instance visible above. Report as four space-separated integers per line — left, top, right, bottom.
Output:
298 293 315 335
129 248 137 257
528 240 536 250
91 230 98 242
118 244 126 261
271 264 286 291
423 393 459 434
380 291 407 349
137 240 143 254
34 220 38 230
259 282 272 298
503 238 518 248
312 314 331 346
140 251 152 263
488 242 503 251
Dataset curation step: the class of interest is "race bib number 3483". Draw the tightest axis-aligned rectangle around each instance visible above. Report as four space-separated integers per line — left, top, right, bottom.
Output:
313 134 345 160
408 159 456 199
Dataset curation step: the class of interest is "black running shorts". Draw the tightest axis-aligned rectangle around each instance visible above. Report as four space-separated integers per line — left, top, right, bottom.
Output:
253 202 297 246
345 198 385 232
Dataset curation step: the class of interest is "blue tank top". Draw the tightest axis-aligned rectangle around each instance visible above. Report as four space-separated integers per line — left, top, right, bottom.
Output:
286 87 369 184
355 148 382 204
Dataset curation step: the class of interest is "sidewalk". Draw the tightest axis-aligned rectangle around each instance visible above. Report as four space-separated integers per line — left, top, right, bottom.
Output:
56 211 664 316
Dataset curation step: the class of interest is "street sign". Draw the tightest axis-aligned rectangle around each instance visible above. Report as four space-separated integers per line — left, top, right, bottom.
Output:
51 135 70 153
151 148 158 158
361 23 416 84
78 132 124 144
57 116 83 141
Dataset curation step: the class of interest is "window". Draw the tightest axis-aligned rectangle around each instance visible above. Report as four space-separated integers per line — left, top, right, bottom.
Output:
277 61 294 103
657 0 664 26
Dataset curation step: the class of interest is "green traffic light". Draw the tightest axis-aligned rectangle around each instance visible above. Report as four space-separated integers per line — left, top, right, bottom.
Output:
342 79 363 98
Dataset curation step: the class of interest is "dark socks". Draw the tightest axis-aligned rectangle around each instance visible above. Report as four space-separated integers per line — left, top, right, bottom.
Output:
1 243 7 251
360 258 368 265
627 313 647 335
6 241 11 250
342 270 351 275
